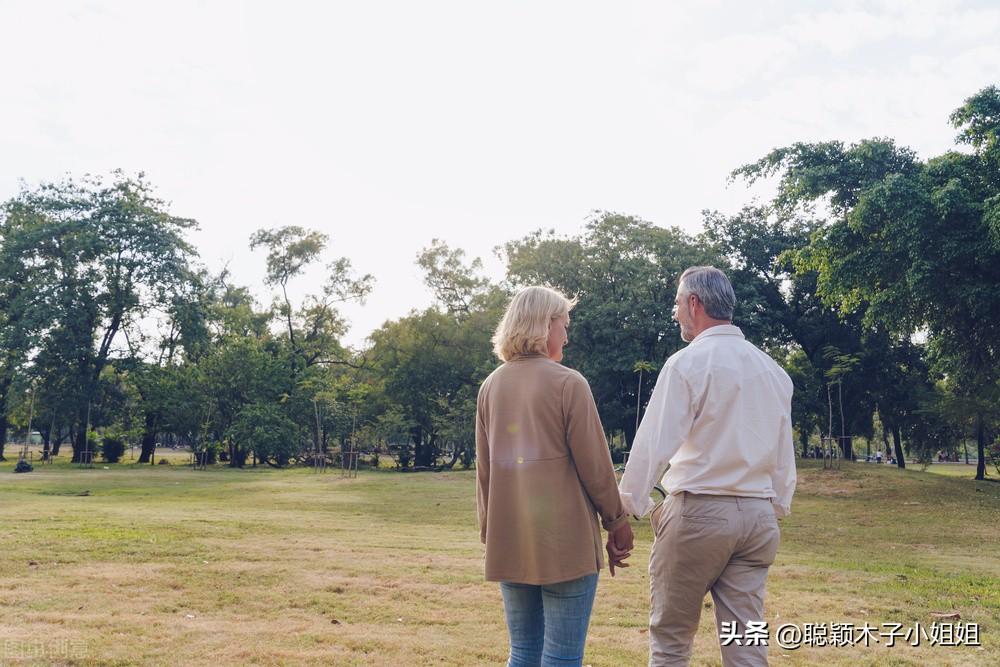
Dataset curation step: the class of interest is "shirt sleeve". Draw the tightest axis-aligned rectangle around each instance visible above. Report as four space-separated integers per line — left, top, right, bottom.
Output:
562 373 629 531
771 388 797 518
475 388 490 544
619 358 695 518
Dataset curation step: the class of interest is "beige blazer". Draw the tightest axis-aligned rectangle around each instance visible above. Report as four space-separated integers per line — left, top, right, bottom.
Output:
476 353 628 585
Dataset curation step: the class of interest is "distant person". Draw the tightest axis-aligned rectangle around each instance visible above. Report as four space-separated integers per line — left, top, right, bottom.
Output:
476 286 634 667
619 266 797 667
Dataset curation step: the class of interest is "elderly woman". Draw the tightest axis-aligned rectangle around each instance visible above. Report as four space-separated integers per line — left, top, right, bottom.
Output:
476 285 634 667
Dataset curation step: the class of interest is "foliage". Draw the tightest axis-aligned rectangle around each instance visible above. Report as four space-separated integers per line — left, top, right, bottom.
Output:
0 172 197 462
3 88 999 476
226 402 301 468
733 86 1000 475
101 437 125 464
502 212 717 445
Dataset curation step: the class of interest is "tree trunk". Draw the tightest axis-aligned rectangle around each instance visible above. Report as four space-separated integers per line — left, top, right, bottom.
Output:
975 413 986 481
138 411 158 464
229 444 248 468
0 373 12 462
892 425 905 469
801 427 812 459
71 405 89 463
412 426 435 468
41 426 51 461
623 418 637 454
840 436 854 461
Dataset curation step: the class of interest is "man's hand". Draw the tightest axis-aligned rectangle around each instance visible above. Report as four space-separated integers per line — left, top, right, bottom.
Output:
606 521 634 577
611 520 634 552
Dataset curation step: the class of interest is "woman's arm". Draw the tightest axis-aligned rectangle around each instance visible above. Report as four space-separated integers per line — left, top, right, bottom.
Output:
475 390 490 544
562 372 628 532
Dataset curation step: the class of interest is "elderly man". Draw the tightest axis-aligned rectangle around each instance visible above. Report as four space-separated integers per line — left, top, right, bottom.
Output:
617 266 796 667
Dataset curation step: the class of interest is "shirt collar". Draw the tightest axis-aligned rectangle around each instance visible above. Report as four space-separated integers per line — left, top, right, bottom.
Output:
690 324 744 344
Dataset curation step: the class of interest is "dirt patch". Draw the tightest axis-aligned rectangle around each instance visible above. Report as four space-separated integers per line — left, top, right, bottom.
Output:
797 469 866 496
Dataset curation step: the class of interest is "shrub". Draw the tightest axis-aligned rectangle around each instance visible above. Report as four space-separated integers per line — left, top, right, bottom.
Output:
101 437 125 463
227 403 300 467
193 441 219 466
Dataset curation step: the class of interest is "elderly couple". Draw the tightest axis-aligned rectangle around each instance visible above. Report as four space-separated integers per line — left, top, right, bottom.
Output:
476 266 797 667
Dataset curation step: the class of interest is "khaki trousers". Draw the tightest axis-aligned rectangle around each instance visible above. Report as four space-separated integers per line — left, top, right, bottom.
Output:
648 492 780 667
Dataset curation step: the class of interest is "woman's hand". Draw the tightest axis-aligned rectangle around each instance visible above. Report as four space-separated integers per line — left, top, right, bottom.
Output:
606 522 634 576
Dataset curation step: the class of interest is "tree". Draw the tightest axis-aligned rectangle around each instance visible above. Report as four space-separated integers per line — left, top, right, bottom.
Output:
367 308 488 468
227 402 300 468
376 405 416 468
125 267 226 463
4 172 198 462
702 205 893 461
502 212 719 447
363 241 501 469
736 87 1000 478
0 196 62 460
249 226 372 375
200 335 291 467
417 239 494 315
779 349 825 456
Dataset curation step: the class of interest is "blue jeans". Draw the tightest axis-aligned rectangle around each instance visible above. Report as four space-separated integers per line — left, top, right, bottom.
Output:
499 573 599 667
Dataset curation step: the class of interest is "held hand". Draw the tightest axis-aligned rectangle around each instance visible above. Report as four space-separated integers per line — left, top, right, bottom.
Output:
606 522 634 577
611 521 634 553
606 537 630 577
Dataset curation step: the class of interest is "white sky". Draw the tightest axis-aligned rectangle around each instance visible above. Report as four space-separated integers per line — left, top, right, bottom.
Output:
2 0 999 348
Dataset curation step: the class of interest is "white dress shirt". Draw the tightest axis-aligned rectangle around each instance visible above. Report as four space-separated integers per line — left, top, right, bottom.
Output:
619 324 797 519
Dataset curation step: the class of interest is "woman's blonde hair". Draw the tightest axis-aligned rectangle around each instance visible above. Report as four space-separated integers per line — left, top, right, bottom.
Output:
492 286 577 362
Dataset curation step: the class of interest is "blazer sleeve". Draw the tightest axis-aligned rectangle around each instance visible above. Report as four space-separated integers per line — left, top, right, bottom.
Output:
475 385 490 544
562 372 628 531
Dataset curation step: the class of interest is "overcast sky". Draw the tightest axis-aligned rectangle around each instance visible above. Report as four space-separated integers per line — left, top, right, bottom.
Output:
2 0 999 347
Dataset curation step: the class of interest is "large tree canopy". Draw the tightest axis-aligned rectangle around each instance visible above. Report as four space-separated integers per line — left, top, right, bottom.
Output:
735 87 1000 477
1 172 197 462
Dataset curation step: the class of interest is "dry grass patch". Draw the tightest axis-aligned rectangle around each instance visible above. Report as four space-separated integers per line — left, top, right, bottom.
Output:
0 460 996 665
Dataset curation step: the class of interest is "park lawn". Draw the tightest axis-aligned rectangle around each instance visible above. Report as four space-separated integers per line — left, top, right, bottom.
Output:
0 459 997 666
922 461 993 478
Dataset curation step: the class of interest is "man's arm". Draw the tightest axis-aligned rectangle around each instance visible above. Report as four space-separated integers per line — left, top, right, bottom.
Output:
771 396 796 518
619 360 695 518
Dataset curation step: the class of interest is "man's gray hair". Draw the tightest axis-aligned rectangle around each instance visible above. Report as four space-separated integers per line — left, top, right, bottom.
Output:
678 266 736 320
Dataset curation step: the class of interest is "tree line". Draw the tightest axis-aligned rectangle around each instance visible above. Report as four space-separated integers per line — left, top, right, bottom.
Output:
1 87 997 479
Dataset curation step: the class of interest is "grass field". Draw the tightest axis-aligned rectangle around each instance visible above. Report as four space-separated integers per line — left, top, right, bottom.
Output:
0 454 998 666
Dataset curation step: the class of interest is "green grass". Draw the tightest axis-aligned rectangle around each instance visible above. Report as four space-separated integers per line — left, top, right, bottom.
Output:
921 461 993 478
0 456 997 666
